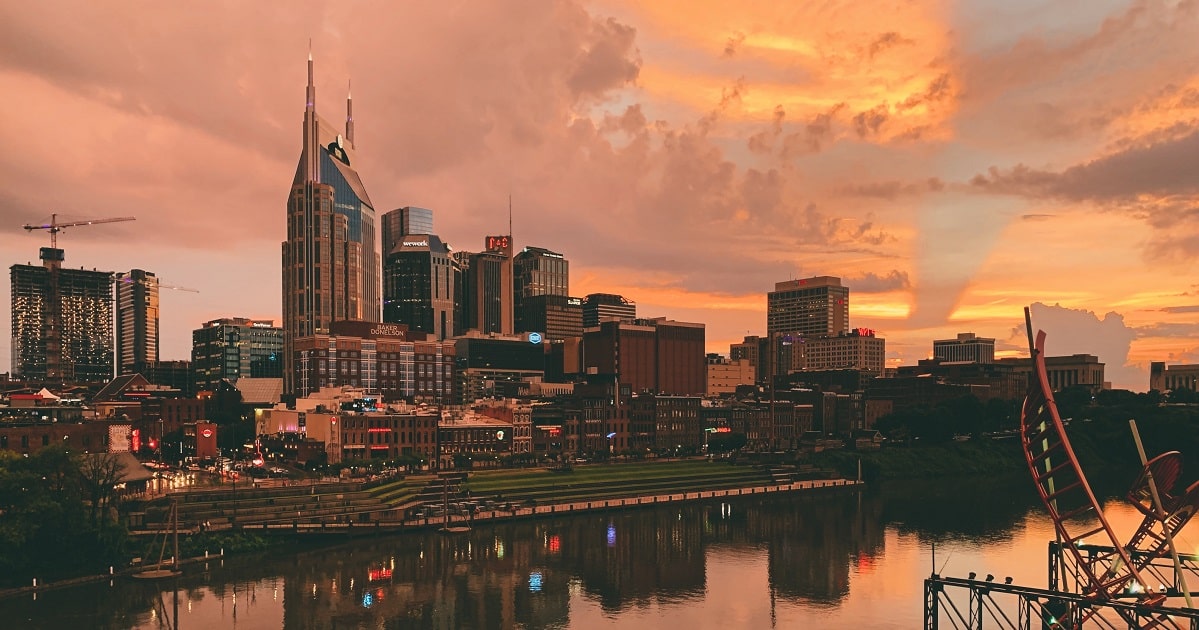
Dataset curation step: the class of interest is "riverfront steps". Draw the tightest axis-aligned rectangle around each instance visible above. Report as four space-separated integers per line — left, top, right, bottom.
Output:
221 478 862 536
138 461 850 532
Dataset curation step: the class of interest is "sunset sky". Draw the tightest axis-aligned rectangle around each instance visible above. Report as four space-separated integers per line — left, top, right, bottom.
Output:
2 1 1197 390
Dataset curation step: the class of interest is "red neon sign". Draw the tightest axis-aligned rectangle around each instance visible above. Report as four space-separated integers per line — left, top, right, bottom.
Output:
368 567 393 582
201 429 214 439
367 428 390 433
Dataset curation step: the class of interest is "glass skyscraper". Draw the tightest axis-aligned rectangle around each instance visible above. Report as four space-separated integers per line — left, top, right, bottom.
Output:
282 53 380 395
381 207 434 257
382 234 455 340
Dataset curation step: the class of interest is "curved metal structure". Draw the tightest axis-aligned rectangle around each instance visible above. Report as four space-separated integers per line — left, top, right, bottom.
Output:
1019 310 1170 627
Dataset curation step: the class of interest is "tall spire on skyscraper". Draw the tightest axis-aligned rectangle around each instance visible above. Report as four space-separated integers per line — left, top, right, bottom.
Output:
346 78 354 148
302 42 320 184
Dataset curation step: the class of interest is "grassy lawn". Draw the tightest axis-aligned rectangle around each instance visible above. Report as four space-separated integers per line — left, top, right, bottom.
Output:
463 460 764 494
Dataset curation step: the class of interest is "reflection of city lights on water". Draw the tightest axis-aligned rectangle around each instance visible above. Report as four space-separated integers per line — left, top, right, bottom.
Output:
529 571 543 592
548 535 560 554
607 524 616 548
496 539 505 560
362 592 374 608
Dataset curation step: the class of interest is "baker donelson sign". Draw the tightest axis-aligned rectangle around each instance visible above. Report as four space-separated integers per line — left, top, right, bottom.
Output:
371 324 406 338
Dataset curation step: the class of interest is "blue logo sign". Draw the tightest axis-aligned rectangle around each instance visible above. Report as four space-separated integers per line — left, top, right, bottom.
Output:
528 332 543 344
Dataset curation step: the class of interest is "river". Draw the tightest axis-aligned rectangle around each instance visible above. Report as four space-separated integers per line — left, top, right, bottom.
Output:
5 475 1197 629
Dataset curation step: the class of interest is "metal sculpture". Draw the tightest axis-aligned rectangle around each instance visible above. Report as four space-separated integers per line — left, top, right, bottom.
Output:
1019 308 1174 628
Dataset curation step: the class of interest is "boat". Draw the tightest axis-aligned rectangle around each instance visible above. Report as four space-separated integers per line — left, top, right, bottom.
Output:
438 475 471 534
132 499 182 579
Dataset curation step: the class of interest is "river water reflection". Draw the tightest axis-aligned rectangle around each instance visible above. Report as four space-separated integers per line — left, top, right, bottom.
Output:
9 475 1198 629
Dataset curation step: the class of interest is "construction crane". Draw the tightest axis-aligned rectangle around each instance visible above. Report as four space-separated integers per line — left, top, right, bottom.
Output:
117 275 200 294
23 212 136 248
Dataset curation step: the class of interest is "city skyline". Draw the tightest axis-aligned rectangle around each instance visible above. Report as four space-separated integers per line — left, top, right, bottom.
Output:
2 1 1197 390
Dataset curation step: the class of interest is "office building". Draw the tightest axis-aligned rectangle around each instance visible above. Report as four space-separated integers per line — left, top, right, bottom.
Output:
803 328 886 376
513 246 569 332
933 332 995 364
519 295 583 342
192 318 284 391
282 53 380 395
454 334 545 403
583 318 705 395
707 355 755 395
381 206 434 255
10 248 114 382
292 320 456 402
766 276 849 338
382 233 454 340
582 293 636 328
459 236 514 336
115 269 160 375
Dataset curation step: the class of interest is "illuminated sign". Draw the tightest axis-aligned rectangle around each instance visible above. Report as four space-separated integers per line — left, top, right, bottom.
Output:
528 332 543 345
485 235 511 253
201 428 214 439
402 239 429 247
368 567 393 582
548 427 561 437
567 298 582 306
855 328 875 337
370 324 406 338
131 429 141 452
496 430 505 440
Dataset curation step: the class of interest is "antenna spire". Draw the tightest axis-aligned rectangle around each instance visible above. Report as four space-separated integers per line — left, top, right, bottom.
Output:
508 194 513 245
346 78 354 147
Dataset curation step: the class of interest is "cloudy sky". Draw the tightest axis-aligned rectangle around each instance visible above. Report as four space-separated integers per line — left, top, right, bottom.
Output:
2 0 1197 390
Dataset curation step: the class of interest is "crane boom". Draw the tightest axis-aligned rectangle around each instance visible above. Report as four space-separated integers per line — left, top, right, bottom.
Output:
23 213 136 248
116 276 200 294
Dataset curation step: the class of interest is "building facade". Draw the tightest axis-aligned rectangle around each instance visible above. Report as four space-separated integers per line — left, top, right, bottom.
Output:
11 248 114 382
192 318 284 391
803 328 886 376
583 318 706 396
1150 362 1199 392
519 295 583 343
282 53 380 395
381 206 434 255
382 234 454 340
513 246 569 333
933 332 995 364
582 293 635 328
706 355 755 395
459 236 514 336
115 268 160 375
292 320 456 402
766 276 849 339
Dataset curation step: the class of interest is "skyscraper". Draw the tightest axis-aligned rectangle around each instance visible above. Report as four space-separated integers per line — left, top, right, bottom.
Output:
381 206 434 255
513 246 569 333
282 52 380 395
115 269 160 375
10 247 114 382
382 234 455 340
458 236 514 336
766 276 849 338
192 318 284 392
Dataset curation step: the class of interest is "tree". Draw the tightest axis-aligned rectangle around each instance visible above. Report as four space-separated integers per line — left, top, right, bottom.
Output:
79 452 124 526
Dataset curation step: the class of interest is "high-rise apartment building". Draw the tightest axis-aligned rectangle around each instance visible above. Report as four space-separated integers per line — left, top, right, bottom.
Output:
282 53 380 395
192 318 284 391
933 332 995 364
766 276 849 338
381 206 434 257
115 269 159 375
10 248 114 382
582 293 636 328
513 246 568 333
382 234 454 340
